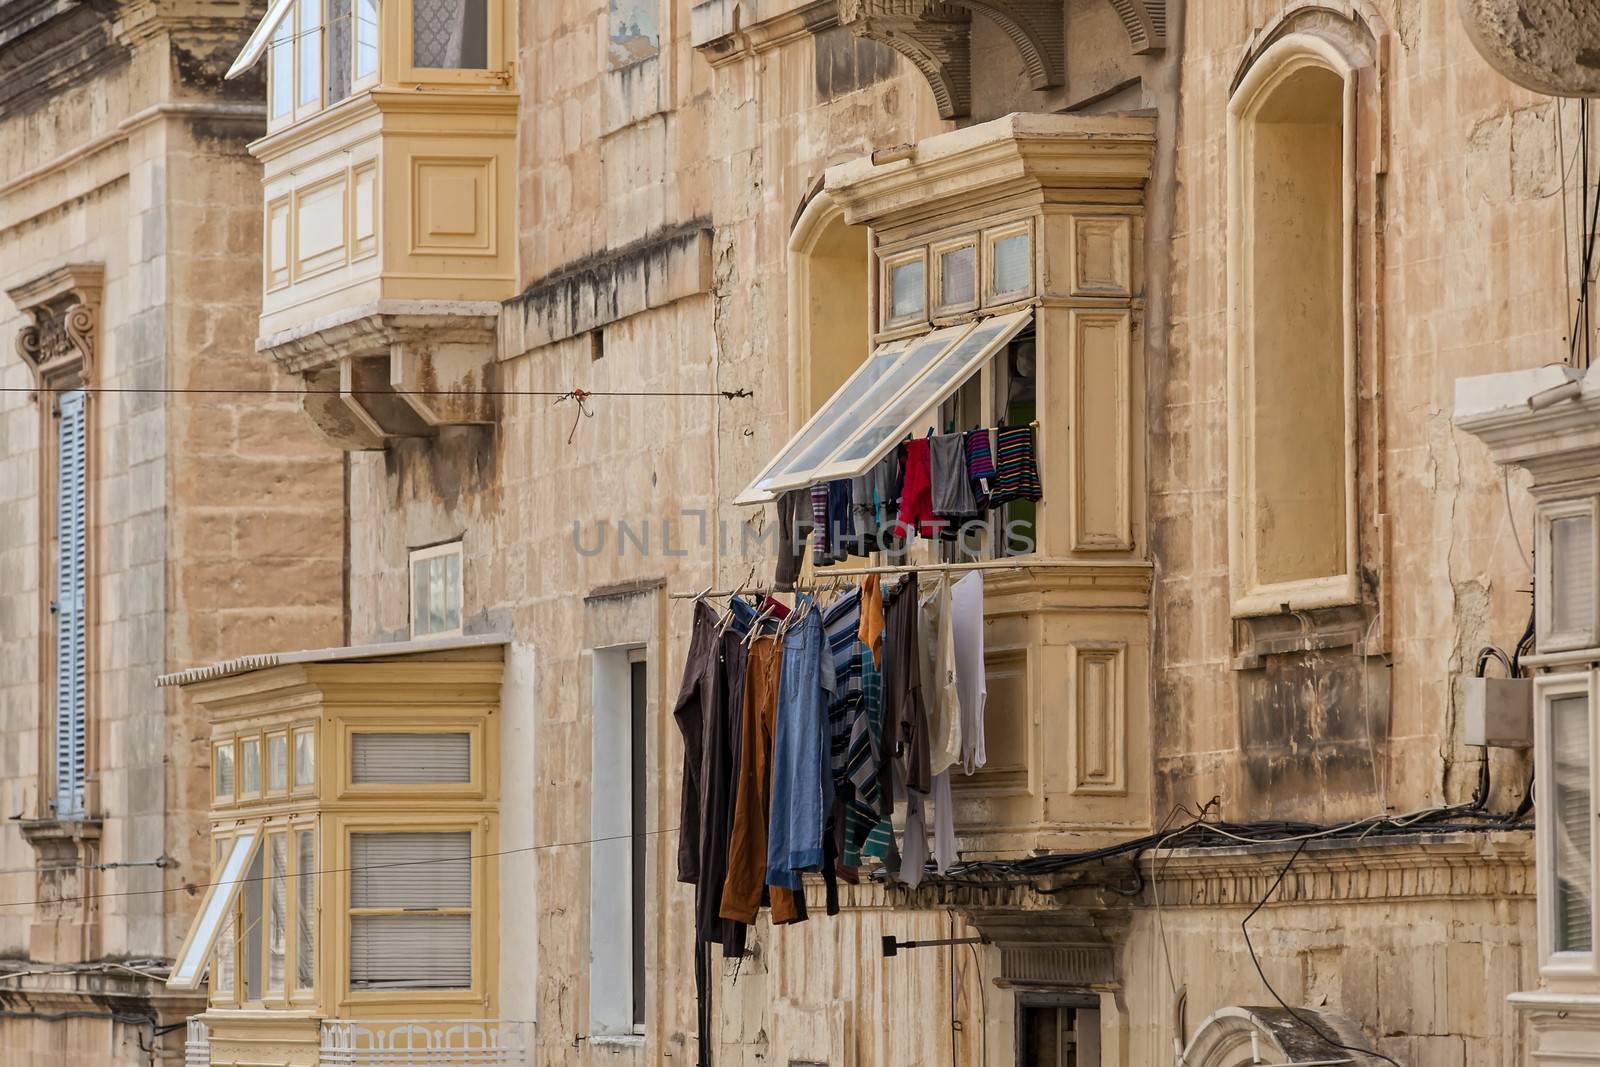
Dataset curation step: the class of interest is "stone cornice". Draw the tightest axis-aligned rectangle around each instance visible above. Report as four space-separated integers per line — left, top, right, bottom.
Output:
826 831 1533 914
1146 831 1534 907
1453 365 1600 482
690 0 837 66
258 299 500 375
826 112 1157 231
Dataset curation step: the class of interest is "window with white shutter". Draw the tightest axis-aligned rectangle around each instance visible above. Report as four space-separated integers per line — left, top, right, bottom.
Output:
1539 498 1600 652
348 830 473 990
53 388 88 819
350 731 471 785
1537 672 1600 978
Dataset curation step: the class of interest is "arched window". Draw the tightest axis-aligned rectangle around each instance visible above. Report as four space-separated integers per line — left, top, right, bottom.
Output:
1227 33 1362 616
787 189 871 428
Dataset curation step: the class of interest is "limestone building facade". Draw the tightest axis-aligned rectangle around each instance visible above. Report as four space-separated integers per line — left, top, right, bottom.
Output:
16 0 1600 1065
0 0 345 1061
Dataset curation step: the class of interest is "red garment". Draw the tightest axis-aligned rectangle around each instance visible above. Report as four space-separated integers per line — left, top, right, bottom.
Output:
896 438 940 539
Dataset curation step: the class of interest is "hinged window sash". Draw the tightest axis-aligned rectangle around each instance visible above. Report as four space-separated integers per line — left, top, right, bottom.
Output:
169 829 263 990
735 309 1032 505
54 388 88 820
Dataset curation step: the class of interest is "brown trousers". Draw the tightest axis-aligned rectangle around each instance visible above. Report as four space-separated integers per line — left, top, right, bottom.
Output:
720 634 805 925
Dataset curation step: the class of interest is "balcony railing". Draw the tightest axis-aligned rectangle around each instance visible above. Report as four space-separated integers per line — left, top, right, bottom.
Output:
185 1019 209 1067
319 1019 533 1066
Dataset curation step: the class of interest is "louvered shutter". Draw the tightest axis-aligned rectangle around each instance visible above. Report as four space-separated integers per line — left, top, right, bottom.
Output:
1551 694 1595 953
350 732 471 784
54 390 88 820
348 831 472 989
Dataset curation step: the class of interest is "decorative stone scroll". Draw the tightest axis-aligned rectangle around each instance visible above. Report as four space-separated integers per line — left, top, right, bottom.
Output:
8 263 103 389
831 0 1163 118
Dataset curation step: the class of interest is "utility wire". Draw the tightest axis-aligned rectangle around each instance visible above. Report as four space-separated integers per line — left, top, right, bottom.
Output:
1242 840 1402 1067
0 385 753 399
0 825 679 911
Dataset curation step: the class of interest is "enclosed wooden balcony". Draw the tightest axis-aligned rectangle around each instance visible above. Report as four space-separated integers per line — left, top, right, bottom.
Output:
228 0 515 449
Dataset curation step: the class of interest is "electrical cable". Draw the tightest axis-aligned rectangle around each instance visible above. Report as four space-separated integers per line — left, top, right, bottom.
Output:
0 824 680 911
0 385 754 399
1242 840 1402 1067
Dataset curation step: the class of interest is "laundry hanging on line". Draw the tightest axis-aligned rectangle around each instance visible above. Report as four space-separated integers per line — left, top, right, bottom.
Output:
672 570 989 947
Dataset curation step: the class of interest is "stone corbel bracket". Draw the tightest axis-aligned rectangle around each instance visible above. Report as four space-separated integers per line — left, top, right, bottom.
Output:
8 263 103 390
259 300 500 451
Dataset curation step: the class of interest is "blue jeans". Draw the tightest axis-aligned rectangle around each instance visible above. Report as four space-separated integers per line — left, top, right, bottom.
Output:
766 607 835 889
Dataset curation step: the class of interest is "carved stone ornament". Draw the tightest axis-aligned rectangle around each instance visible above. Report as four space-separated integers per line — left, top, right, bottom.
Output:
834 0 1164 119
8 264 104 388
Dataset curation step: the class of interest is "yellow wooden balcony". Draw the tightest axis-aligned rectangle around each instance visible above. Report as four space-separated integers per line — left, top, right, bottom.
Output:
228 0 515 449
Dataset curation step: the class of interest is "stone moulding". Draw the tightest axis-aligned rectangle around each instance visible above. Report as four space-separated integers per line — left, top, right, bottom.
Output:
8 262 103 388
500 222 713 356
257 299 500 451
691 0 1164 119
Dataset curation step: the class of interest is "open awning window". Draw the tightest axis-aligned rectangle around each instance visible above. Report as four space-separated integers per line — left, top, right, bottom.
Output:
736 308 1033 505
226 0 295 79
167 828 262 990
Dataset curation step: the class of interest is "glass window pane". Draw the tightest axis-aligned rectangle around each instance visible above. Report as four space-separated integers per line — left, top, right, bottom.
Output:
412 0 488 69
270 19 294 118
243 843 264 1001
326 0 352 103
213 838 236 995
750 341 907 495
825 311 1032 472
356 0 379 76
412 559 431 635
295 830 316 993
1552 513 1596 637
890 259 925 321
350 831 472 908
297 0 322 107
444 551 462 630
268 734 287 792
350 914 472 989
214 743 235 799
757 327 970 495
992 233 1030 296
1552 693 1594 954
939 245 976 309
241 738 262 796
294 729 316 790
267 835 287 993
169 830 259 990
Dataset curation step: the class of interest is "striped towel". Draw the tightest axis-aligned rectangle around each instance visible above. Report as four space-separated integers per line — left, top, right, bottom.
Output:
992 425 1041 505
966 428 995 510
811 483 831 564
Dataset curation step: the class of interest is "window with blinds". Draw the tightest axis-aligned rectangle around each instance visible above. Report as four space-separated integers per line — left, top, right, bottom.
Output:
348 831 472 990
1551 693 1595 956
1541 501 1600 651
350 732 471 785
53 388 88 819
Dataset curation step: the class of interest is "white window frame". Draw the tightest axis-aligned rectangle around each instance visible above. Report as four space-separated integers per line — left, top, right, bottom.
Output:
589 644 648 1040
410 540 465 639
1534 670 1600 978
734 309 1033 505
1537 496 1600 653
1225 32 1361 617
169 828 263 991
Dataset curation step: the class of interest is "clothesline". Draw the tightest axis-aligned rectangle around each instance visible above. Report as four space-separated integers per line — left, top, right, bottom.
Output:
667 557 1073 599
